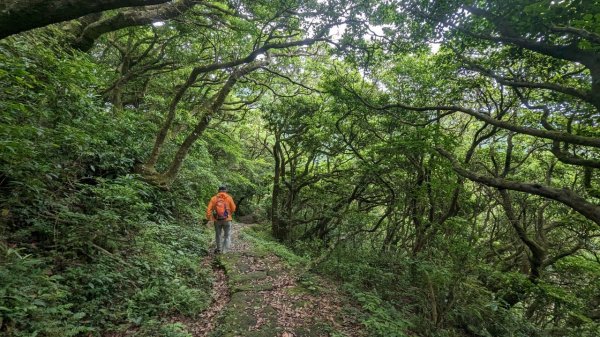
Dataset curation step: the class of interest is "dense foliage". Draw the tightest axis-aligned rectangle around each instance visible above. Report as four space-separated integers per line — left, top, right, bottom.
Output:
1 0 599 336
0 31 264 335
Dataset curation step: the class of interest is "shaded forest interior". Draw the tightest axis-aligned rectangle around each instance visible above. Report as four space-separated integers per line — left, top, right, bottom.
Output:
1 0 599 336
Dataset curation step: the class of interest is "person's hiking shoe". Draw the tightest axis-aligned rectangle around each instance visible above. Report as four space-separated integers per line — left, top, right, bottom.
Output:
214 248 221 254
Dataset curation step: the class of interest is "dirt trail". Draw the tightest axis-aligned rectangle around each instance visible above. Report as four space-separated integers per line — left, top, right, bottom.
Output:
192 223 366 337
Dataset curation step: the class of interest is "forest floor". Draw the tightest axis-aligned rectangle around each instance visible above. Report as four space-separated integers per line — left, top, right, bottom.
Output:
173 223 367 337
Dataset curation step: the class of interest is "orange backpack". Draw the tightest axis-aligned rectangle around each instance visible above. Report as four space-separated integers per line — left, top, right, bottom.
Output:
213 195 229 220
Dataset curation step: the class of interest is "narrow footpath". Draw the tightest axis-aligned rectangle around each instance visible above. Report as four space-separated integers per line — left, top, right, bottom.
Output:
184 223 366 337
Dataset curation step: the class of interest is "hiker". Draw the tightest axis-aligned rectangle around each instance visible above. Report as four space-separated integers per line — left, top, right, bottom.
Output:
206 185 236 253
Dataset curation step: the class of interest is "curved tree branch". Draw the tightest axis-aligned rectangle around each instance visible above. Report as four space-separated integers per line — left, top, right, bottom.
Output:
437 148 600 226
462 5 597 66
161 61 268 182
551 141 600 169
459 55 594 108
145 35 327 168
460 5 600 108
550 25 600 45
499 189 546 282
73 0 198 51
344 85 600 149
0 0 170 39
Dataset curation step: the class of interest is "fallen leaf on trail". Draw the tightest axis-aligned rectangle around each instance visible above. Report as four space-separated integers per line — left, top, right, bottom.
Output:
168 223 367 337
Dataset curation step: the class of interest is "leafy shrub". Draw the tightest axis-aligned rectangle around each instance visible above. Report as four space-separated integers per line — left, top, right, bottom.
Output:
0 244 91 336
346 285 411 337
0 33 215 336
134 321 192 337
241 224 309 267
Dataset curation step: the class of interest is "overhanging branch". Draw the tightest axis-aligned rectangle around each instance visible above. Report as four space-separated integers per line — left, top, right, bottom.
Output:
437 147 600 226
73 0 198 51
0 0 171 39
344 85 600 149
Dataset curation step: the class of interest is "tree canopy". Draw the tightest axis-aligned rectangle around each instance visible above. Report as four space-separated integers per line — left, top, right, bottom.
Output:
1 0 599 336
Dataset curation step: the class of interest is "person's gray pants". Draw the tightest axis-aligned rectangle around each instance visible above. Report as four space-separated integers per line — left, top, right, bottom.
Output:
214 220 232 252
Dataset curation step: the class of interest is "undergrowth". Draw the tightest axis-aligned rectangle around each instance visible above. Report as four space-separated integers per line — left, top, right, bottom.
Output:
0 34 218 336
241 225 309 268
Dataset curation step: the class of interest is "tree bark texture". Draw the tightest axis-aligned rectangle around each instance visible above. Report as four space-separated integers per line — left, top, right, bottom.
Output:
0 0 170 39
140 62 266 187
73 0 197 51
271 133 284 241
